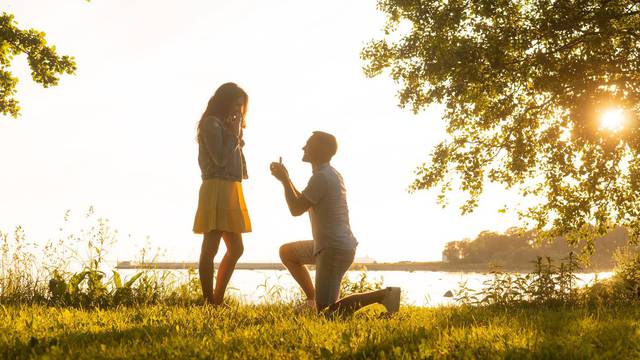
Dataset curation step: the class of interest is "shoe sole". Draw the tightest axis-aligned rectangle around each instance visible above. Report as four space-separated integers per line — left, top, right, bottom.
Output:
382 287 401 314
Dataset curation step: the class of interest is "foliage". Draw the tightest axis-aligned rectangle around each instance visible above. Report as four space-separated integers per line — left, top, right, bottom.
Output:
581 247 640 304
339 267 384 298
256 272 301 303
444 226 631 268
4 213 640 358
0 208 206 308
454 252 582 306
0 12 76 117
363 0 640 247
610 248 640 298
0 209 389 309
0 226 43 303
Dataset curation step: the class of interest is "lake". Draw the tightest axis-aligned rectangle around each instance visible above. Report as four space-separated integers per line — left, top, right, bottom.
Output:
121 269 614 306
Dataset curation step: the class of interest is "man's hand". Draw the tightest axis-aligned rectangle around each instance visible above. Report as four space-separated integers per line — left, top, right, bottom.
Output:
270 160 312 216
270 162 289 183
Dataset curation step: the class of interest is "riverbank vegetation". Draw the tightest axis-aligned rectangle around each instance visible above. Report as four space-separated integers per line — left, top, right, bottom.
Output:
442 226 633 270
3 210 640 358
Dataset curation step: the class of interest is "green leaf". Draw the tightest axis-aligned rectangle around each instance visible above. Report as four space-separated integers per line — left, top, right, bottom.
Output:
68 271 89 294
0 12 77 118
112 270 122 288
124 272 144 288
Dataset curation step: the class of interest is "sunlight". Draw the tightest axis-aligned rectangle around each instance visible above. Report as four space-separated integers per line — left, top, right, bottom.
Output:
600 108 625 132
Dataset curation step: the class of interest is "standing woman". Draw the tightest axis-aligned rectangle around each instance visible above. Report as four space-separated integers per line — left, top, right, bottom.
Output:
194 82 251 305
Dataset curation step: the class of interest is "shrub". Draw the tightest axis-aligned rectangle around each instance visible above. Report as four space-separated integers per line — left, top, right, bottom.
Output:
454 252 583 306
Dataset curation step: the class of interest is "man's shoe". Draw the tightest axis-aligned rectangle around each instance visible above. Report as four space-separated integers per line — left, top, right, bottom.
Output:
380 287 401 314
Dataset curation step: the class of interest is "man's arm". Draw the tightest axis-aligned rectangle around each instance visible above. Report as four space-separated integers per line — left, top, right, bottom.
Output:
270 162 313 216
281 177 313 216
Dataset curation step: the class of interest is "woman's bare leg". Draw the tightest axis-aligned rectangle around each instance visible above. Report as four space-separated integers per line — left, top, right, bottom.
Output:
213 232 244 305
199 231 222 304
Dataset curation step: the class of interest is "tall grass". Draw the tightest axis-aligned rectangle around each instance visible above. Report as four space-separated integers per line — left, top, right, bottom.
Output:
3 208 640 310
0 226 42 303
0 208 385 308
3 209 640 358
0 208 205 307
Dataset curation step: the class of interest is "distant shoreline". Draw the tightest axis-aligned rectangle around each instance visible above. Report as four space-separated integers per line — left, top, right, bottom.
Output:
116 261 614 273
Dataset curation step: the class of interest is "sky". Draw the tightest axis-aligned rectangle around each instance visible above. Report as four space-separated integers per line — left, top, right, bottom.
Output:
0 0 524 263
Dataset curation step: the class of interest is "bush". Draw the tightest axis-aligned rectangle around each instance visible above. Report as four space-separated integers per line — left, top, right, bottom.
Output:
581 247 640 305
454 253 582 306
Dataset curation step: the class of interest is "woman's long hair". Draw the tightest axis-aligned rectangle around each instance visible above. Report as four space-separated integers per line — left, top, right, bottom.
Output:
197 82 248 143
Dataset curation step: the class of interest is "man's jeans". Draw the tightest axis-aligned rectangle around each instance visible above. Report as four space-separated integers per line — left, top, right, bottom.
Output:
284 240 356 307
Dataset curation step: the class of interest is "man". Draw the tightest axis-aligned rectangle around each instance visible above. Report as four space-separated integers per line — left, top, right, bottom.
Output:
270 131 401 314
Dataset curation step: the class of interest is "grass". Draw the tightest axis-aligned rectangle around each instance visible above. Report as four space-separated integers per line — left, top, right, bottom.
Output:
3 212 640 358
2 303 639 359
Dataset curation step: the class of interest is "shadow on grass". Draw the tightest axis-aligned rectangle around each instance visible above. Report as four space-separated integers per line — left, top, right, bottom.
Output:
346 305 640 359
3 324 174 359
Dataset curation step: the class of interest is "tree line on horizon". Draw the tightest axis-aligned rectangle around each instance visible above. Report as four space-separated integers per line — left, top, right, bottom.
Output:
442 226 632 269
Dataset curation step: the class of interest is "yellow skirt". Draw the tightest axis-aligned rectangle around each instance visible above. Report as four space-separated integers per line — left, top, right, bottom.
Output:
193 178 252 234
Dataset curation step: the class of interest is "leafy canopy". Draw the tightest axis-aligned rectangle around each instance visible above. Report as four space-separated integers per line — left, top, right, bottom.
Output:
362 0 640 247
0 12 76 117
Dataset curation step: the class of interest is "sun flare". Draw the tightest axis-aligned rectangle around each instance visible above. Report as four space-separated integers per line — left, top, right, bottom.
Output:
600 108 625 132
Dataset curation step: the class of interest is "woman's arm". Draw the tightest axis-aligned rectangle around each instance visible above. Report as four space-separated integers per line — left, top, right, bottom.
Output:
201 116 238 167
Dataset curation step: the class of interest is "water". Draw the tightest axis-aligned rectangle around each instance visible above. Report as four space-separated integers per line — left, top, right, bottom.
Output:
120 269 613 307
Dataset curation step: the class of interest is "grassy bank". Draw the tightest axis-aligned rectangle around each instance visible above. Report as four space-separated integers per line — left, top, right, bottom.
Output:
2 303 639 359
3 212 640 358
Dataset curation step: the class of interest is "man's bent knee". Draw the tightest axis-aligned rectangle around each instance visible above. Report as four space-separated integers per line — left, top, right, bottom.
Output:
279 243 296 264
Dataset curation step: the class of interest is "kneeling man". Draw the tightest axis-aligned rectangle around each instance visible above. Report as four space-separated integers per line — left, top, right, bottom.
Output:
270 131 400 314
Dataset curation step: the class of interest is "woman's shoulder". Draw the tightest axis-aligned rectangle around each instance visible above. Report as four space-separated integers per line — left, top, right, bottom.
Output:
202 115 223 129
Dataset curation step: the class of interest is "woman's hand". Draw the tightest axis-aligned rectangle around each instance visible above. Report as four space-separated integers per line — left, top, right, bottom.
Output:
270 162 289 183
224 111 243 138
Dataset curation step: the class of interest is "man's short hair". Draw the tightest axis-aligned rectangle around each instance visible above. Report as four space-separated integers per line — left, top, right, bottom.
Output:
312 131 338 161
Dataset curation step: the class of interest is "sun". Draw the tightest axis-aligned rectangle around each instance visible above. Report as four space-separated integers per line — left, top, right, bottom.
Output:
600 108 625 132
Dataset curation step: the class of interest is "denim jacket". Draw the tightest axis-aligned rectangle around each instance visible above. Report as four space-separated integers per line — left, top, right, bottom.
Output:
198 116 248 182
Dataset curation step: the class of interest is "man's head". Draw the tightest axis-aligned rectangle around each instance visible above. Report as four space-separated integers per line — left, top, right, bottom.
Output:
302 131 338 164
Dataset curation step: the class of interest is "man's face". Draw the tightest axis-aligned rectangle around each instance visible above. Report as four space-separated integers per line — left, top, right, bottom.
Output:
302 135 317 163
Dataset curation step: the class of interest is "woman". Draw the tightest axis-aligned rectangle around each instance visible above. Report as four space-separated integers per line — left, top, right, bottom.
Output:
193 82 251 305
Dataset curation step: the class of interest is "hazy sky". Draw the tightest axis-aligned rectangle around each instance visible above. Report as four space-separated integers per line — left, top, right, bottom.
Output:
0 0 523 262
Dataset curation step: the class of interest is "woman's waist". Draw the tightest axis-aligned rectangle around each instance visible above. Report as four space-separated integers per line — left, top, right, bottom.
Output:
199 158 246 179
202 174 243 181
